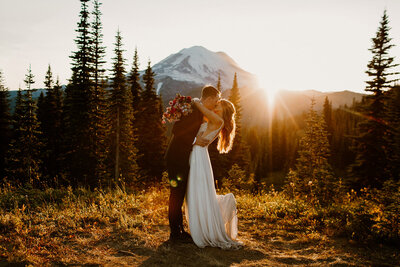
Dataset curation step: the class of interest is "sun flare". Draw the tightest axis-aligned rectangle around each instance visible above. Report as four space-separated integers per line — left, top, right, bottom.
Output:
266 88 278 109
258 75 280 111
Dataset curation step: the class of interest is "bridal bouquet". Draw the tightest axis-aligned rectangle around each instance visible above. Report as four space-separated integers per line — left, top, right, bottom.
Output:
162 93 193 124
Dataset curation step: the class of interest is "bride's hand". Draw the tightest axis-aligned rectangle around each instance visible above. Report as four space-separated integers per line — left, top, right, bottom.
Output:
194 135 208 147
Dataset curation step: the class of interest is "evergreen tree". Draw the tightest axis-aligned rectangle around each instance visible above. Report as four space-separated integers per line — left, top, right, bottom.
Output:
136 60 167 180
91 0 106 91
386 85 400 180
278 118 288 171
37 90 47 180
5 87 24 185
6 66 43 187
349 10 399 188
323 96 333 145
108 30 138 186
64 0 96 188
128 47 143 153
285 98 337 205
216 72 221 91
128 47 142 109
37 66 65 187
330 103 359 175
211 73 250 184
23 66 43 186
0 70 11 181
227 73 250 171
90 0 109 186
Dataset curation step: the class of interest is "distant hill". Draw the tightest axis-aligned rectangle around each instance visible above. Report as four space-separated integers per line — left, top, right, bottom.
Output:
6 46 365 126
244 89 364 125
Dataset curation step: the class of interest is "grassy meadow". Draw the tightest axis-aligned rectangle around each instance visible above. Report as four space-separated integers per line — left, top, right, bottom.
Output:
0 177 399 266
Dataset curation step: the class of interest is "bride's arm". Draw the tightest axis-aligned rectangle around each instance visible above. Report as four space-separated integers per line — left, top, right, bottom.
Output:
193 98 223 127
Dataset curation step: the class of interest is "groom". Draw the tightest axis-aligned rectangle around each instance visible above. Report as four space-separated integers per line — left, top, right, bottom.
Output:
165 85 221 242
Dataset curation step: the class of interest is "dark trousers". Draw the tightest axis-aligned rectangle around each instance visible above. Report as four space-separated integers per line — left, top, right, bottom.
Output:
167 160 190 235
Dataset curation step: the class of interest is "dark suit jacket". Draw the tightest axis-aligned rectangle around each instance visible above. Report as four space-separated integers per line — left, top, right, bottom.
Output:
165 103 204 173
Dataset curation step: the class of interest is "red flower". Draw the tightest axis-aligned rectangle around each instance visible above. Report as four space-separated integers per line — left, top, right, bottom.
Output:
162 93 193 123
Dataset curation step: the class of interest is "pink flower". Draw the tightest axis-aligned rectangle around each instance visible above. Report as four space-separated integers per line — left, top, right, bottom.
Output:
162 93 193 123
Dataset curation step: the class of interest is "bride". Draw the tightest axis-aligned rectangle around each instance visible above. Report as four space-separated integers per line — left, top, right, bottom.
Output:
184 98 243 250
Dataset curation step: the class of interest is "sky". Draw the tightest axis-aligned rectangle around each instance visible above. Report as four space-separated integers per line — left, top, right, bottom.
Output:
1 0 400 93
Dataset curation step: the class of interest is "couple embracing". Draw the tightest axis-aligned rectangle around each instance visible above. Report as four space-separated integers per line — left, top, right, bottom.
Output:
165 85 243 250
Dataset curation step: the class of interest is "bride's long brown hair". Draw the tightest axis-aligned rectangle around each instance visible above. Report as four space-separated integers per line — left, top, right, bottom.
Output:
217 99 236 153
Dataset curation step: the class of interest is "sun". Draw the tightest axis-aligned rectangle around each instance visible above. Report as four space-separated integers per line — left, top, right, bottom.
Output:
258 75 279 111
266 88 278 109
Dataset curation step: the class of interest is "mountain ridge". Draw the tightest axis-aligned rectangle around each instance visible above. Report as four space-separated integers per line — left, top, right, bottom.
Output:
7 46 365 124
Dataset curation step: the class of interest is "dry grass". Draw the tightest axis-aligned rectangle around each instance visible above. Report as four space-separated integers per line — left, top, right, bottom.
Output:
0 182 399 266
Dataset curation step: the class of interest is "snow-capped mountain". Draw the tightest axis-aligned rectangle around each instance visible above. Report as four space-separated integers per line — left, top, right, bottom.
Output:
148 46 258 102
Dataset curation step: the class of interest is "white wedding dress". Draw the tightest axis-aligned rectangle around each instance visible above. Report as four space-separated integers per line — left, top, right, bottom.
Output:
184 122 243 249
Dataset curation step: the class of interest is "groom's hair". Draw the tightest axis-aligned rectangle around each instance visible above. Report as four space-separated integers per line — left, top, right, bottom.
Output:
201 85 221 99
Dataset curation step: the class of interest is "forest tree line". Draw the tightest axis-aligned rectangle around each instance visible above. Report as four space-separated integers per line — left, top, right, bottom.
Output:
0 0 247 191
0 0 168 190
0 1 399 196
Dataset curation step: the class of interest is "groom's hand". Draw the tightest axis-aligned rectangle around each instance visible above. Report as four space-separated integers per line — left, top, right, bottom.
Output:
194 135 208 147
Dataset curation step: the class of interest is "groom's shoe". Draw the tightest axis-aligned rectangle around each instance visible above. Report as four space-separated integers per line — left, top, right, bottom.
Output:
180 230 193 244
168 232 181 243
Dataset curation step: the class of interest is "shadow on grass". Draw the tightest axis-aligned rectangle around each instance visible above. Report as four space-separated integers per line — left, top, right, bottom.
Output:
136 240 266 267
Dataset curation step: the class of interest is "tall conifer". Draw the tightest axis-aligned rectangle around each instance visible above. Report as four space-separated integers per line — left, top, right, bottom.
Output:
0 71 11 181
37 66 65 186
90 0 109 185
108 30 138 186
128 47 142 109
285 99 336 204
5 88 24 185
228 73 250 171
6 66 42 187
349 10 399 188
136 60 167 180
323 96 333 145
64 0 96 188
216 72 221 91
386 85 400 180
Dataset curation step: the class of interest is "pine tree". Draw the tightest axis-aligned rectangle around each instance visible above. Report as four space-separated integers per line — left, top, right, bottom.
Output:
210 73 250 184
6 66 43 187
0 70 11 181
285 98 337 205
52 78 65 183
37 90 47 180
37 66 65 187
216 72 221 91
136 60 167 180
349 10 399 188
108 30 138 186
323 96 333 145
128 47 142 109
386 85 400 180
90 0 109 186
37 91 46 127
64 0 96 188
24 66 43 186
128 47 142 153
91 0 106 91
227 73 250 171
5 87 24 185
